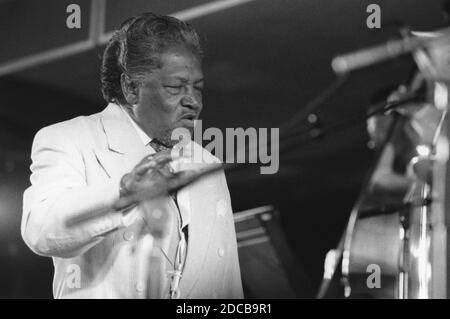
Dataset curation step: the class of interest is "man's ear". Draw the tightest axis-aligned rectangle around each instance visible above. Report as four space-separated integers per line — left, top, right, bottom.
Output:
120 73 139 105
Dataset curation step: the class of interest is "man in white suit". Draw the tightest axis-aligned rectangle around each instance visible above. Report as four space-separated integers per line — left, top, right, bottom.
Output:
21 12 243 299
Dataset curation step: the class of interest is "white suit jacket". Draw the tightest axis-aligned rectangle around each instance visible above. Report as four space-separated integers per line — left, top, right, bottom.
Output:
21 103 243 299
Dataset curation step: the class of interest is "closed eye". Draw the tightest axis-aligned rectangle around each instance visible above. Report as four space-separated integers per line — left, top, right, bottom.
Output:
164 86 182 95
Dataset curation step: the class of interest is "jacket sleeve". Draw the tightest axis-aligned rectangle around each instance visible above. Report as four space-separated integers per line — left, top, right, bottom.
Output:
21 125 124 259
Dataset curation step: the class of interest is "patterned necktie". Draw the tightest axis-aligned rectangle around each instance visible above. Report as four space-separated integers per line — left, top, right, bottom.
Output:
148 139 177 201
149 139 170 152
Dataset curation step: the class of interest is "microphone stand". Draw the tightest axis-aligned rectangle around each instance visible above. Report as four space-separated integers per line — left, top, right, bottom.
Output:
318 26 450 299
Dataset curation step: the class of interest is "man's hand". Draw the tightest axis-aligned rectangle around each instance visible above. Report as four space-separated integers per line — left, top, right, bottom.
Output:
113 149 223 214
114 150 174 210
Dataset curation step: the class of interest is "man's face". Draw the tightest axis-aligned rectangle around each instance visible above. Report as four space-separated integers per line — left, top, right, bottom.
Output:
134 46 203 146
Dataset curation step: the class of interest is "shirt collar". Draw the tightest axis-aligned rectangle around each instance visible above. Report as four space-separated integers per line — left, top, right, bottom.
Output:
119 105 152 146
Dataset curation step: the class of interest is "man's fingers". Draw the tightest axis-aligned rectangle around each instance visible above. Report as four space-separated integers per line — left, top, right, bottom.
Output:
137 153 156 165
134 149 183 181
135 160 158 176
154 154 173 166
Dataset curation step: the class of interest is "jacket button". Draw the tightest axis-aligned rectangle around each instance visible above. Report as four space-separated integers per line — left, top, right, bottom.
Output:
123 231 134 241
218 248 225 257
135 282 145 292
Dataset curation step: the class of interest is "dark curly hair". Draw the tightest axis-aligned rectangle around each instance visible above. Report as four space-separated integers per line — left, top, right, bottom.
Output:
100 12 203 105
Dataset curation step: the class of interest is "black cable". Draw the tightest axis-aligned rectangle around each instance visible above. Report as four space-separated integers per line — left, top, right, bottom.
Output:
214 75 351 174
278 90 425 160
278 74 349 138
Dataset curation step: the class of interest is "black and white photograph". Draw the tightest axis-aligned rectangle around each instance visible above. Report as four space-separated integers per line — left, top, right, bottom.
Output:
1 0 450 306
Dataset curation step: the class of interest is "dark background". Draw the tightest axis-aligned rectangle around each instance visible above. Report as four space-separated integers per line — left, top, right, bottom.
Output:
0 0 447 298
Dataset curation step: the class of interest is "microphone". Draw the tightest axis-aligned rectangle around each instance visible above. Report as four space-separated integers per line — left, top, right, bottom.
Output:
331 27 450 74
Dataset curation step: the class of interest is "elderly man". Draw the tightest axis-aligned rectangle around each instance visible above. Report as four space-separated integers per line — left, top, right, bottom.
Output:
21 12 243 299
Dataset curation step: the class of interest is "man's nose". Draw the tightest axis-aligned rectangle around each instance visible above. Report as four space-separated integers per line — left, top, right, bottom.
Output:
181 91 201 110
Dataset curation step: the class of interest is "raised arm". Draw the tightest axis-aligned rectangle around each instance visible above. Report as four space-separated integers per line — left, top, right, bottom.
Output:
21 125 124 258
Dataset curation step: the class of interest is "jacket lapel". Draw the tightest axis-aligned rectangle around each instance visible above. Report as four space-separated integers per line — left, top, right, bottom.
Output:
176 144 219 297
95 103 149 179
